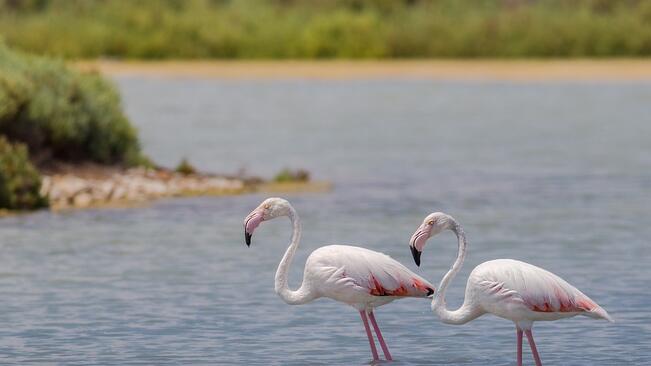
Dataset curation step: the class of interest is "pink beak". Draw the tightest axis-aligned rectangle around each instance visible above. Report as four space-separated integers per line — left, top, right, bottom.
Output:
409 225 430 266
244 209 264 246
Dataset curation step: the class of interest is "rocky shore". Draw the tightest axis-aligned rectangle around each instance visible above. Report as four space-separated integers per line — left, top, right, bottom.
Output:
40 167 247 209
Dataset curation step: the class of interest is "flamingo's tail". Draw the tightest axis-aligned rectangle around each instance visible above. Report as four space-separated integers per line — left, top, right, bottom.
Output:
586 305 614 322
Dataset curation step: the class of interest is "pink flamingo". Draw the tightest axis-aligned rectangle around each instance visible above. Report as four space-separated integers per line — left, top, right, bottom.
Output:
244 197 435 362
408 212 612 366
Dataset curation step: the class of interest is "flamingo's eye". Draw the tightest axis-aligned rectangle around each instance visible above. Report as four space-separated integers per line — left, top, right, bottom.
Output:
264 204 271 209
427 220 435 226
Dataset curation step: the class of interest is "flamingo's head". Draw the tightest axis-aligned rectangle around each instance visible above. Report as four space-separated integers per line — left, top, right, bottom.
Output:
408 212 454 266
243 197 292 246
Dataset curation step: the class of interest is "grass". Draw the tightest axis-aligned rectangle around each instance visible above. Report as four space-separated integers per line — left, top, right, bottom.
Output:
0 0 650 59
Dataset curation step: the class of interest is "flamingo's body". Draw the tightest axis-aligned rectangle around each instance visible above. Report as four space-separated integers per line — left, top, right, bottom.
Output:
462 259 611 325
302 244 434 310
409 212 611 366
244 198 434 361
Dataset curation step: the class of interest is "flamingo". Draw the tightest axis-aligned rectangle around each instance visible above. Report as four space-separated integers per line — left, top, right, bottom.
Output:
408 212 612 366
243 197 435 362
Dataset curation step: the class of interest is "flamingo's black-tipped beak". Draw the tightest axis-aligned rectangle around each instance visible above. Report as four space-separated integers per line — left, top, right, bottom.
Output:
410 245 421 267
243 209 264 247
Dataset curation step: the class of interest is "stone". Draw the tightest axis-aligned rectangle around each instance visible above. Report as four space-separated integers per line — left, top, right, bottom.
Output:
73 192 93 207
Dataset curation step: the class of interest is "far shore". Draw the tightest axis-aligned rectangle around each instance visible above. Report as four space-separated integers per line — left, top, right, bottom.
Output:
74 59 651 81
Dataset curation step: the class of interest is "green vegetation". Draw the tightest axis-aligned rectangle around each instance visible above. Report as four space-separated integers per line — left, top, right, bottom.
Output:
0 0 650 59
274 168 310 183
0 43 148 210
0 136 47 210
0 43 143 166
175 158 197 176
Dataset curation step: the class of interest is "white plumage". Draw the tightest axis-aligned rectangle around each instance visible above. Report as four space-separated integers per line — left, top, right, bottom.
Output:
470 259 612 323
244 198 434 362
307 245 434 308
409 212 611 366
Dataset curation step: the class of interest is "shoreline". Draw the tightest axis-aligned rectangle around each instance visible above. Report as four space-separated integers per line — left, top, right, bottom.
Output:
40 167 246 210
38 166 331 211
0 176 331 215
75 59 651 81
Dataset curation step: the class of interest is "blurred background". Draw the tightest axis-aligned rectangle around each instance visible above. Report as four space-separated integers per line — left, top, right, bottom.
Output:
0 1 650 365
2 0 651 58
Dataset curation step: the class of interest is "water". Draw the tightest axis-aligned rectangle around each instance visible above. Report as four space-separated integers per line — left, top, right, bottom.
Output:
1 78 650 365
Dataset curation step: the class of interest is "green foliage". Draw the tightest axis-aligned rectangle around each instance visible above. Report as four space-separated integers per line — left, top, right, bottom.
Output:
175 158 197 176
300 11 386 58
0 136 47 210
0 43 143 165
1 0 650 58
274 168 310 183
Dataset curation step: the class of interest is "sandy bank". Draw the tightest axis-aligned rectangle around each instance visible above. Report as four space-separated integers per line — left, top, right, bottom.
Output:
75 59 651 81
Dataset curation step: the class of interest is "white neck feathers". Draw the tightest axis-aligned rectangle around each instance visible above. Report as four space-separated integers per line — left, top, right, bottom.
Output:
274 206 314 305
431 219 482 324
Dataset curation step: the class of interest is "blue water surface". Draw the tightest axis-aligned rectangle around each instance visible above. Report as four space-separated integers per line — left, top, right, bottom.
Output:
0 78 649 365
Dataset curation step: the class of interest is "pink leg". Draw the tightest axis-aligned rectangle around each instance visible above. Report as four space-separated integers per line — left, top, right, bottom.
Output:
360 310 379 361
368 311 393 361
516 328 523 366
524 329 543 366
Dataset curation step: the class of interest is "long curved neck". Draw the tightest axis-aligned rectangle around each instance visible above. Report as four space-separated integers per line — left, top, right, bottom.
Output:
432 219 482 324
274 207 315 305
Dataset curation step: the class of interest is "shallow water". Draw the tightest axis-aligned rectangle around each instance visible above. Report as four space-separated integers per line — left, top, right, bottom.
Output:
1 78 650 365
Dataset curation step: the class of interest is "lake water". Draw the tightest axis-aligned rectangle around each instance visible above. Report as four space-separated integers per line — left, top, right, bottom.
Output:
1 78 650 365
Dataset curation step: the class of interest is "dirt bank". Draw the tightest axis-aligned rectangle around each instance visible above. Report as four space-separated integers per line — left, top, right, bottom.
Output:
75 59 651 81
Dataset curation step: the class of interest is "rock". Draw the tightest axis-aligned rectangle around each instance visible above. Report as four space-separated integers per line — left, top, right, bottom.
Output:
40 176 52 197
73 192 93 207
109 185 127 201
44 168 248 209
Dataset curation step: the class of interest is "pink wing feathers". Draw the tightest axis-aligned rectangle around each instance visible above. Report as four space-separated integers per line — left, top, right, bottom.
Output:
313 245 435 298
475 259 612 321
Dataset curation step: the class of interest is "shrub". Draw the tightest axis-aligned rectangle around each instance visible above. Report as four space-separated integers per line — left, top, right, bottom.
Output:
274 168 310 183
300 11 387 58
0 43 143 166
0 136 47 210
175 157 197 176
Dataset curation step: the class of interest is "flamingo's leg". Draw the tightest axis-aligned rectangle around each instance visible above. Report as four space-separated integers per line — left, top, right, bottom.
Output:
516 327 523 366
359 310 379 361
368 311 393 361
524 329 543 366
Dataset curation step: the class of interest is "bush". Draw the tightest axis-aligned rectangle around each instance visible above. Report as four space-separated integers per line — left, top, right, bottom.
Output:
0 43 143 166
175 157 197 175
274 168 310 183
300 11 387 58
0 136 47 210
